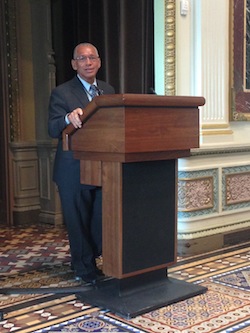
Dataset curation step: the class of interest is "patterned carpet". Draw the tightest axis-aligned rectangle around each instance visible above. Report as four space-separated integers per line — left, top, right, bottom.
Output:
0 224 249 333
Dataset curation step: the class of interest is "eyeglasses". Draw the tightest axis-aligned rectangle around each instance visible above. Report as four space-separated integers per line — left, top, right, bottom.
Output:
74 56 99 62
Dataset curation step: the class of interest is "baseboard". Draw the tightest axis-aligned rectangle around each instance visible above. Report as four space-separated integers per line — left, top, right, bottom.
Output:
13 210 40 226
177 227 250 256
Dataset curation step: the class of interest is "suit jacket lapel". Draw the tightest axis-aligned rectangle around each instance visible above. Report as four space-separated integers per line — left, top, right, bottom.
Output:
70 76 89 107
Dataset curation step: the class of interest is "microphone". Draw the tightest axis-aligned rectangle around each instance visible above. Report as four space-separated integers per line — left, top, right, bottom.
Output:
149 87 157 94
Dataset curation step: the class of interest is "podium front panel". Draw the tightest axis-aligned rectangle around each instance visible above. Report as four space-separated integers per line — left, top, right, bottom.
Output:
122 160 176 274
102 159 177 278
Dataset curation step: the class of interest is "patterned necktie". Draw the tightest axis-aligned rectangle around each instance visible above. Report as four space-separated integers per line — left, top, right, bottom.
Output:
89 85 99 99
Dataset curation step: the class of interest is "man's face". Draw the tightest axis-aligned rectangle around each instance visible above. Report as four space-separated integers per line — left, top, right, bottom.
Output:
71 44 101 83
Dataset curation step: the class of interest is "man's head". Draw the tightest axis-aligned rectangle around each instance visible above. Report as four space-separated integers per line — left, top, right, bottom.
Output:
71 43 101 84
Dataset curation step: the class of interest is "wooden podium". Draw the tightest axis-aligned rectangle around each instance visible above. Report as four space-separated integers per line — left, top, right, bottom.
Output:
63 94 207 318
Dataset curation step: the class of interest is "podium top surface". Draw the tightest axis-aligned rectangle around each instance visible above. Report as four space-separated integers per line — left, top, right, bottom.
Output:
63 94 205 136
63 94 205 160
85 93 205 108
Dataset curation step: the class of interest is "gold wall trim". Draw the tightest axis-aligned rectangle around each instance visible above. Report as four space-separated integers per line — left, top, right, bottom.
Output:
231 0 250 120
165 0 176 96
202 124 233 129
201 129 234 136
201 120 234 135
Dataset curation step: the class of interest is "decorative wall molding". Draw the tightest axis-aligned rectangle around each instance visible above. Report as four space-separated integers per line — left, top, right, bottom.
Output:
178 150 250 249
222 166 250 210
178 169 218 218
10 142 40 212
37 141 63 225
231 0 250 120
191 146 250 156
178 176 214 212
226 172 250 205
164 0 175 95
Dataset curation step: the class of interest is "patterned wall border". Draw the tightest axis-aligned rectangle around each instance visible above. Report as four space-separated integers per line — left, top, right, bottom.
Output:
178 176 214 212
222 166 250 210
191 146 250 157
178 169 218 218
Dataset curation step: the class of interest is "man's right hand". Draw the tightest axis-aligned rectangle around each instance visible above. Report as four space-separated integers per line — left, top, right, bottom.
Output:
68 108 85 128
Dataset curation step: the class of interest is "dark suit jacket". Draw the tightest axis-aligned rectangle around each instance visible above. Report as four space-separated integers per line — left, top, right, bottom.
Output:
48 76 115 187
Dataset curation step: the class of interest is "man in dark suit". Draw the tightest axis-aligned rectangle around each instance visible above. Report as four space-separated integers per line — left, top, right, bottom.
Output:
48 43 115 284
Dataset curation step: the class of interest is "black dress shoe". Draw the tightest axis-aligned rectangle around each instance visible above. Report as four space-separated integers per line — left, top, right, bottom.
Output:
95 267 105 277
75 272 97 284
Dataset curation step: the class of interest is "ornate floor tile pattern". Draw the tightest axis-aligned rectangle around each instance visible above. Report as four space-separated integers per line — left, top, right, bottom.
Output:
0 224 70 275
212 267 250 291
34 312 143 333
170 247 250 283
0 225 249 333
106 281 250 333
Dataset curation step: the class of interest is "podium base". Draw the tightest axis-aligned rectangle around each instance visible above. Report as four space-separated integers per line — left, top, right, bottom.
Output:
77 274 207 319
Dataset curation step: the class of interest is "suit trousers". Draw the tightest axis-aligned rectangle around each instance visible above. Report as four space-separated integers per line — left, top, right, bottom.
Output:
57 181 102 276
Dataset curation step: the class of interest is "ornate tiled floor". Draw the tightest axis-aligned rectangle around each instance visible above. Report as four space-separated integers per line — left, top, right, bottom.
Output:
0 224 70 275
0 224 249 333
